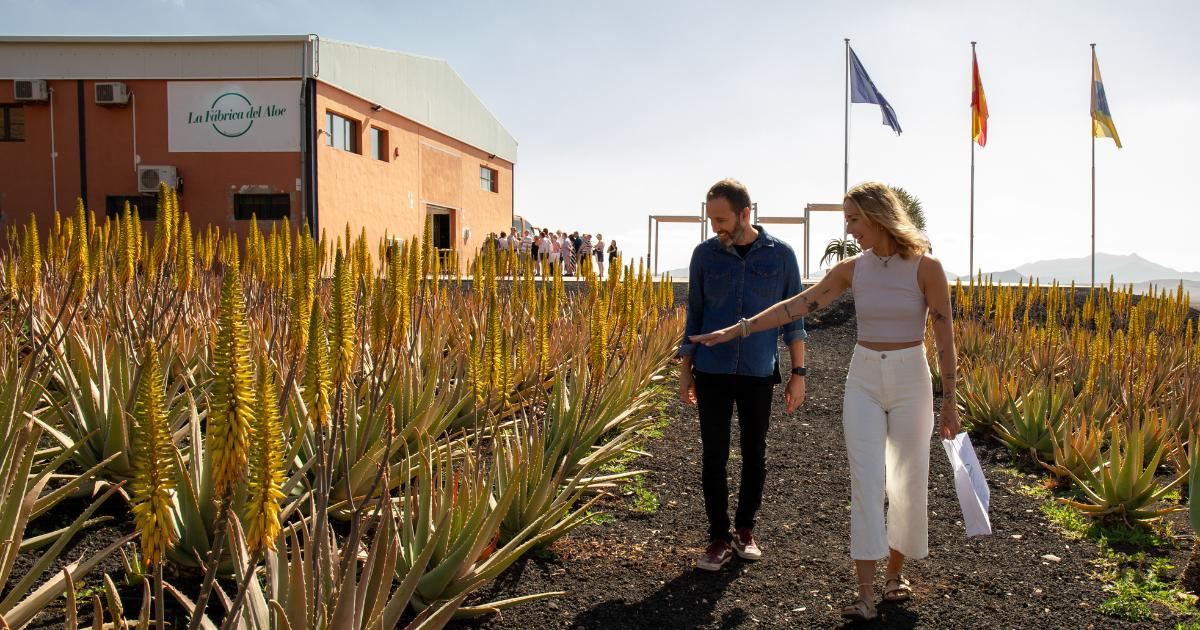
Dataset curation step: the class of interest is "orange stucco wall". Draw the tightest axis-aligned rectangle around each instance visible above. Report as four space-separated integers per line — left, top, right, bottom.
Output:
0 80 300 240
1 78 515 266
314 82 513 269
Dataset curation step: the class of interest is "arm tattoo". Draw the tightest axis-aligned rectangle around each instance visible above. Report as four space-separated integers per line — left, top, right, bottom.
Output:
783 300 796 321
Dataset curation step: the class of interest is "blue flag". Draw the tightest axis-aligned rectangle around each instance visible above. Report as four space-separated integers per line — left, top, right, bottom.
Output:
849 46 902 135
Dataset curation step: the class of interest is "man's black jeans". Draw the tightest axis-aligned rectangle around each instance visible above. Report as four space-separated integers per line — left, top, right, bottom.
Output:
693 369 776 542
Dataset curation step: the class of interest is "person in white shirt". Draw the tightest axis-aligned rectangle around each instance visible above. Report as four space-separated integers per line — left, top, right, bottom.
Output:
560 233 575 276
520 230 533 259
549 231 561 272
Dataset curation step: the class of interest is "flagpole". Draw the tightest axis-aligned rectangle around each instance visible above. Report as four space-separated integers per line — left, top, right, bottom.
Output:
1090 43 1097 291
842 38 850 257
970 42 977 283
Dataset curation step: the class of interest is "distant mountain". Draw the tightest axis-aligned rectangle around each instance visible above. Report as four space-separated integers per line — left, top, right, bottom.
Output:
956 253 1200 286
666 253 1198 305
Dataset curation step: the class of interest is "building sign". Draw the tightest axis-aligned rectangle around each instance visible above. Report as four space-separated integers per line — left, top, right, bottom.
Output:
168 81 301 152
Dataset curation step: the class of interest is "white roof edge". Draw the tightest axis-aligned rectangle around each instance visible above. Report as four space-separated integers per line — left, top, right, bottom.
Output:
315 36 439 64
0 35 314 44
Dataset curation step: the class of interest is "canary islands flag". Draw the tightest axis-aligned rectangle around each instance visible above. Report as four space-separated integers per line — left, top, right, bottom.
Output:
971 50 988 147
1091 49 1122 148
849 46 902 135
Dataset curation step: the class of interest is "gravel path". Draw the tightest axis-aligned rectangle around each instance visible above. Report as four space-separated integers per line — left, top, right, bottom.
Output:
454 293 1188 629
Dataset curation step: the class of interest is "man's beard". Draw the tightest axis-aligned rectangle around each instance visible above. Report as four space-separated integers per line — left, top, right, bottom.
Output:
718 223 745 247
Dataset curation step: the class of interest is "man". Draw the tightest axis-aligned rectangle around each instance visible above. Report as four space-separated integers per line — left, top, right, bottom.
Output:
520 230 534 259
578 234 593 274
678 178 807 571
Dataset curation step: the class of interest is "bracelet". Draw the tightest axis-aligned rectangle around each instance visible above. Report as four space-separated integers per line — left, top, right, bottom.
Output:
738 318 751 338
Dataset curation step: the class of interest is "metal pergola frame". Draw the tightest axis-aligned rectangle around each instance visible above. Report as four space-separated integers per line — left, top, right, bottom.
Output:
801 203 844 279
647 205 707 277
648 201 843 279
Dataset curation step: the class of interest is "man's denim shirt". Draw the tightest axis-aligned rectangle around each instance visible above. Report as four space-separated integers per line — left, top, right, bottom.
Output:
678 225 807 377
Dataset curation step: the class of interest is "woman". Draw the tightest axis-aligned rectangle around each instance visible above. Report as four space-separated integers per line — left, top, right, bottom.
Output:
549 230 561 272
690 181 959 622
559 232 575 276
607 239 619 263
594 233 606 278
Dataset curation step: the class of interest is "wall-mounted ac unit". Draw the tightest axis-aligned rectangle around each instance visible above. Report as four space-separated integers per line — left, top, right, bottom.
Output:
95 82 129 106
13 80 48 102
138 165 178 194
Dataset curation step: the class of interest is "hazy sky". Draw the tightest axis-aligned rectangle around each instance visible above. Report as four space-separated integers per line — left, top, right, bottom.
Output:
6 0 1198 276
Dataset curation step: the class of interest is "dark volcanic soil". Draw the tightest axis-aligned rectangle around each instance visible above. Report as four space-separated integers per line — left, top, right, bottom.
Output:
450 290 1192 630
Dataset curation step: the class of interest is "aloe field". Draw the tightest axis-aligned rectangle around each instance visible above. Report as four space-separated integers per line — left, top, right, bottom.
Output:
2 185 1199 628
0 185 682 628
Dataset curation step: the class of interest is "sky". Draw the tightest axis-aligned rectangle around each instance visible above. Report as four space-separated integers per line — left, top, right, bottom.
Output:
5 0 1198 277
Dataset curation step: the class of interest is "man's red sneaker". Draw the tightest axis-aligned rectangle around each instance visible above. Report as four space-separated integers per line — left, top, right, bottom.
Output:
696 539 733 571
732 528 762 560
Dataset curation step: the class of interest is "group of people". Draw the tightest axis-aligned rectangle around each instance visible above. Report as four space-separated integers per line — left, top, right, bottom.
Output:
682 178 959 622
491 229 620 276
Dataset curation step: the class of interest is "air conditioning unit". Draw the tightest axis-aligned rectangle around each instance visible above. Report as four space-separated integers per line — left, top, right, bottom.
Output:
95 82 129 106
138 165 179 194
13 79 48 102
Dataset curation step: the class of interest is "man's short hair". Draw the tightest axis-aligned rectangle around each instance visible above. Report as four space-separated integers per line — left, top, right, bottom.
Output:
706 178 751 215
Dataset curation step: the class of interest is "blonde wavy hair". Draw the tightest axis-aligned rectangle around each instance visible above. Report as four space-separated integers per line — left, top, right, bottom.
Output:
845 181 930 259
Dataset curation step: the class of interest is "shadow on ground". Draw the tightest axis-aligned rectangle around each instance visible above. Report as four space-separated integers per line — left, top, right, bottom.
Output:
570 567 746 629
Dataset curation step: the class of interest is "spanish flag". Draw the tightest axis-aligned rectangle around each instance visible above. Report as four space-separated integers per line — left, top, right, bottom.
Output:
971 50 988 147
1091 49 1122 148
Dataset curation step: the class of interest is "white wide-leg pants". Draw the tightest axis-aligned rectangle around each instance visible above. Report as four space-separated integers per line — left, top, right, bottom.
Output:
842 344 935 561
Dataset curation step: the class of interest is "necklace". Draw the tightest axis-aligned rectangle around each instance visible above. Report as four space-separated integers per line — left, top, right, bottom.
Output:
873 250 896 267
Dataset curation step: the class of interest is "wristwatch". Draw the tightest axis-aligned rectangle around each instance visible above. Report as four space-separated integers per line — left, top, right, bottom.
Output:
790 367 807 377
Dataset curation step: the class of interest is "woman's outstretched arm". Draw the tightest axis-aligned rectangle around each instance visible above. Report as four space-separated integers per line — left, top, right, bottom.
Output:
690 258 853 346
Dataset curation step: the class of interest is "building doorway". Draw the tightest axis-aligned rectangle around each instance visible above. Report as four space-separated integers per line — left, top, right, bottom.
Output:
427 204 454 267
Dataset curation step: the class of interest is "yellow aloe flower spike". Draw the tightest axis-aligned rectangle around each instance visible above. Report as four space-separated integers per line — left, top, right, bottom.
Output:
304 296 332 426
175 212 194 292
22 215 41 301
245 356 285 554
209 252 257 497
131 339 179 566
330 249 357 387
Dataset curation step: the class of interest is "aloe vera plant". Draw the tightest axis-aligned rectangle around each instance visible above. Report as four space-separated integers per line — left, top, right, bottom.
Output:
1059 423 1186 524
956 364 1020 432
993 378 1071 462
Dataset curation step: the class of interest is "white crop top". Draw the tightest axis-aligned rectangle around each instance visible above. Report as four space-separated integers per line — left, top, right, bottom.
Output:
851 250 928 343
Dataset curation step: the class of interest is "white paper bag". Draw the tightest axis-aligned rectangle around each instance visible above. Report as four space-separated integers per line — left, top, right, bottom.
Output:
941 432 992 537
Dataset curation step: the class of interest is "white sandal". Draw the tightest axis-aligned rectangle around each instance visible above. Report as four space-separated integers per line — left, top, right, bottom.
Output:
841 583 878 621
883 575 912 602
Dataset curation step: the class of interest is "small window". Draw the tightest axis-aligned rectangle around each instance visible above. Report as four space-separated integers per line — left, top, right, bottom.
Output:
0 104 24 142
369 127 388 161
234 194 290 221
325 111 358 153
105 195 157 220
480 166 498 193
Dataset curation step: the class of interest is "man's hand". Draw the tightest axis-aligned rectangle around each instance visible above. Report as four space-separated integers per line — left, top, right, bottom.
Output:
784 375 806 412
678 367 697 406
689 326 739 347
938 404 961 440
